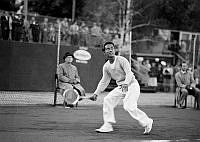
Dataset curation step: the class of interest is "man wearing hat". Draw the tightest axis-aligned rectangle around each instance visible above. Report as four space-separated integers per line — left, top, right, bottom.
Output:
57 52 85 102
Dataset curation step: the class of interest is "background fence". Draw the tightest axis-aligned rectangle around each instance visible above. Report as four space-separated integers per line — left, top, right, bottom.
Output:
0 40 105 93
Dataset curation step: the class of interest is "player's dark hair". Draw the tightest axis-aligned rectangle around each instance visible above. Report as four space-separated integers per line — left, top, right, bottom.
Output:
102 41 115 52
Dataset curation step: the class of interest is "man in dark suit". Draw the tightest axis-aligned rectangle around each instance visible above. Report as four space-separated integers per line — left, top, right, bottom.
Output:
1 11 9 40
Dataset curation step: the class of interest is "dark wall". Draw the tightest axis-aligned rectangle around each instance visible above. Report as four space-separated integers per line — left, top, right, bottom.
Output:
59 46 105 93
0 40 105 92
0 40 57 91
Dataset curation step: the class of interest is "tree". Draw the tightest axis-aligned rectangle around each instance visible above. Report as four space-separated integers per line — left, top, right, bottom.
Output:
80 0 119 26
154 0 200 32
28 0 85 19
80 0 159 55
26 0 200 33
0 0 19 11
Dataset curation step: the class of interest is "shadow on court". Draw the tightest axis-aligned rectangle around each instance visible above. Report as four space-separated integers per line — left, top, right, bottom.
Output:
0 104 200 142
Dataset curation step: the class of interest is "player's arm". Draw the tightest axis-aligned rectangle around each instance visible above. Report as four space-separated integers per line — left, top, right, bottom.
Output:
121 57 135 85
94 65 111 96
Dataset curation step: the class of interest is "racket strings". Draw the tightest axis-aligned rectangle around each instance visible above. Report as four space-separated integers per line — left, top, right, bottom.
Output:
64 89 79 105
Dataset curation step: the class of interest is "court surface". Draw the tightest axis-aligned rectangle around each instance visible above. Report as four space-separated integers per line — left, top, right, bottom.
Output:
0 92 200 142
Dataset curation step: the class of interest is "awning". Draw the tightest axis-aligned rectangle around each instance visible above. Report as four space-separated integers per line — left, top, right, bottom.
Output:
133 53 174 58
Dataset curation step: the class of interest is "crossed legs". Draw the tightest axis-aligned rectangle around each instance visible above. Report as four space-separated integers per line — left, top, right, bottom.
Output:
177 87 200 109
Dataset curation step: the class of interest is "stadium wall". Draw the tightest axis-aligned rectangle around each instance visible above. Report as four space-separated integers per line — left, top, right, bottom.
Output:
0 40 105 92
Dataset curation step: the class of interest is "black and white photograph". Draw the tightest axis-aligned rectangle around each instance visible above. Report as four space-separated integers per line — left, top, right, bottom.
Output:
0 0 200 141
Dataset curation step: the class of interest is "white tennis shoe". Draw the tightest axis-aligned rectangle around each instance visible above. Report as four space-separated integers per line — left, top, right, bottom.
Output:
143 118 153 134
95 122 113 133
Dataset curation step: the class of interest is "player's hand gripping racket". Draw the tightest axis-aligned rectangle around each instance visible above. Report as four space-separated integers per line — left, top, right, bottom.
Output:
79 94 98 101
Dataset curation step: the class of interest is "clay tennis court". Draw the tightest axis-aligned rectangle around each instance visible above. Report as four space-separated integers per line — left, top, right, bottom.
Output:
0 92 200 142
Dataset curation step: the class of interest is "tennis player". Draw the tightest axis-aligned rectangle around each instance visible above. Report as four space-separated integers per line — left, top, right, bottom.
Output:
90 41 153 134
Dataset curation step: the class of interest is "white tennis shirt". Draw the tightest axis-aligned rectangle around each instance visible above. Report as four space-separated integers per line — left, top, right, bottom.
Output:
94 55 136 95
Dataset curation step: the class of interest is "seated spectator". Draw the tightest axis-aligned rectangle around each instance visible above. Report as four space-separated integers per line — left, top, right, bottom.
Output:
1 11 9 40
175 62 200 109
57 52 85 98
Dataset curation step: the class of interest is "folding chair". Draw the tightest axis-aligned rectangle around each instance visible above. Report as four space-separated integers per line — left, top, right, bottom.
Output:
53 74 59 106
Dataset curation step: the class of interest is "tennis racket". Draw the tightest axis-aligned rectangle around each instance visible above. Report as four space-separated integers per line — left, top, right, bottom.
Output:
63 89 80 108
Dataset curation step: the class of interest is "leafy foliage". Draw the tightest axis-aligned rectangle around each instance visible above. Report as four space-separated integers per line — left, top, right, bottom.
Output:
2 0 199 32
28 0 85 19
153 0 200 32
80 0 119 28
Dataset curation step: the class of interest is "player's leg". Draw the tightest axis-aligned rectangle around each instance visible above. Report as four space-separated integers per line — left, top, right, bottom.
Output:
96 86 122 133
103 86 122 123
123 81 153 134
